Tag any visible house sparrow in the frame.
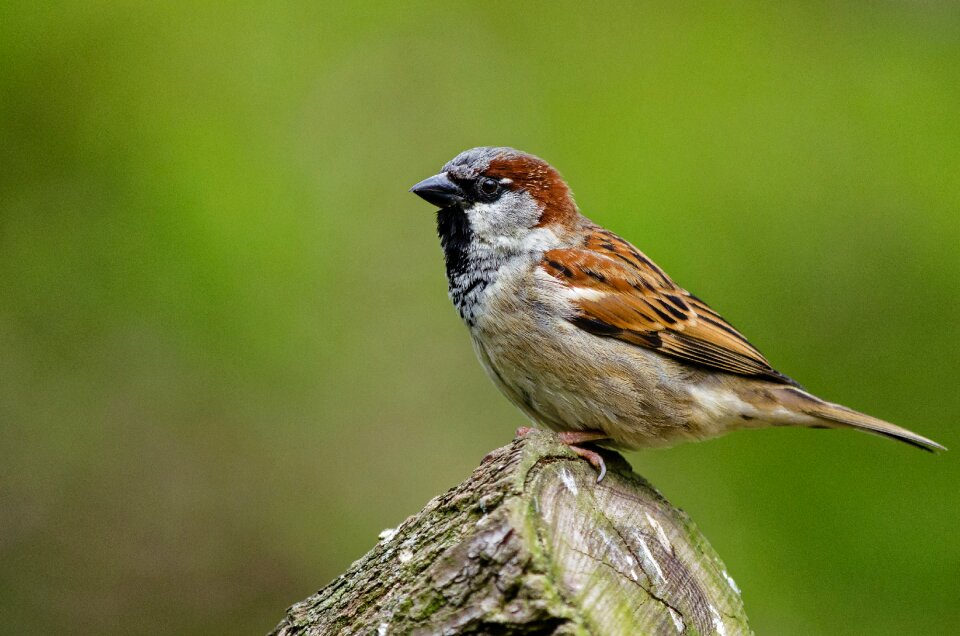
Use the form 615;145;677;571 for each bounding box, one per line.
410;147;944;480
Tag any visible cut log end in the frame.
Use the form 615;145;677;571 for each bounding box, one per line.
269;430;751;635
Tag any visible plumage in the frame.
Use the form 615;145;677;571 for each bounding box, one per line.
410;146;945;470
541;236;799;386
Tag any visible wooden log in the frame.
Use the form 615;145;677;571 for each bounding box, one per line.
269;430;750;635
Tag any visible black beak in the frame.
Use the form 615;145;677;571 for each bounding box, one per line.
409;173;465;208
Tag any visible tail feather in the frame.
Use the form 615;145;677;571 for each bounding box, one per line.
776;387;946;452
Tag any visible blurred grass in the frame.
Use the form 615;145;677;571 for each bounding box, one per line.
1;1;958;634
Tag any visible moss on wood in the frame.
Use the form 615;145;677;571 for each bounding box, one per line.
269;431;750;635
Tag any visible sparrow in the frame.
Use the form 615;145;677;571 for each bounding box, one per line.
410;147;944;480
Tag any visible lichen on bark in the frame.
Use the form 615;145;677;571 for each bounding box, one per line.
269;430;750;635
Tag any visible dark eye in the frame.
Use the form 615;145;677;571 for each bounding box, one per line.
477;177;500;198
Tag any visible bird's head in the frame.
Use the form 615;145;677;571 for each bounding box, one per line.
410;147;579;246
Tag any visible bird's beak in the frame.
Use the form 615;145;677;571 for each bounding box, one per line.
409;173;465;208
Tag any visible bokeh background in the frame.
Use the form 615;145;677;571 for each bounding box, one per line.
2;2;959;634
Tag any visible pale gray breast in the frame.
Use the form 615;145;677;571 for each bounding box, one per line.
468;269;705;448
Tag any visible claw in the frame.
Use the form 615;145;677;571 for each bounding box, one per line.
513;428;610;482
569;444;608;482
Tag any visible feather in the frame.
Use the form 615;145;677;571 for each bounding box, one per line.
541;227;799;386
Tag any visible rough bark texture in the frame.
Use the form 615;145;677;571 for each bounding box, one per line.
270;431;750;636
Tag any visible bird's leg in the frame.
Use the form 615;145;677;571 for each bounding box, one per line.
556;431;608;445
558;431;610;482
515;428;610;482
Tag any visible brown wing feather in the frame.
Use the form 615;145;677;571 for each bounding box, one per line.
542;229;798;386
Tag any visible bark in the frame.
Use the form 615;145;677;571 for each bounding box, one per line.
269;430;750;636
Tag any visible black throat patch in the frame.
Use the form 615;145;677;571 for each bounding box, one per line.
436;206;472;283
435;206;494;327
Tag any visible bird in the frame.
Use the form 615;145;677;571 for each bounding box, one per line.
409;147;944;480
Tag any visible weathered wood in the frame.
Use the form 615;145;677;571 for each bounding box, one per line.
270;430;750;635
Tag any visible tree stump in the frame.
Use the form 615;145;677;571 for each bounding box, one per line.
269;430;750;635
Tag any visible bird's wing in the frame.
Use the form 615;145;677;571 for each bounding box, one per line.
541;228;798;386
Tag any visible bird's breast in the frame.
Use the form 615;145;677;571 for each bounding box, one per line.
446;243;540;328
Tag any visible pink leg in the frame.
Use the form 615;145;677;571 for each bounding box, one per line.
557;430;608;445
516;427;610;482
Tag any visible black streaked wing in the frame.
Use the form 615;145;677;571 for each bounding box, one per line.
541;230;798;386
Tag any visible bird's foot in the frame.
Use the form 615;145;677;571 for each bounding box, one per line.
567;444;608;483
559;431;609;482
515;428;609;482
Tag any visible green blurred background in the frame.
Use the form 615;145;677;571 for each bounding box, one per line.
1;2;958;634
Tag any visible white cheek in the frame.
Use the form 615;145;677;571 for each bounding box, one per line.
465;190;541;243
466;194;561;262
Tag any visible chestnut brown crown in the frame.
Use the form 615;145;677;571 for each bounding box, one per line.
430;147;578;226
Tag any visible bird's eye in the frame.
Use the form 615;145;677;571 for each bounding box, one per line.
477;177;500;198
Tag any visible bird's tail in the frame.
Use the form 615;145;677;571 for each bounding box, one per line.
773;386;945;452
